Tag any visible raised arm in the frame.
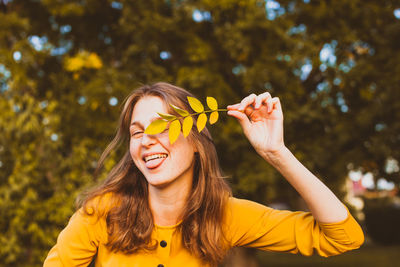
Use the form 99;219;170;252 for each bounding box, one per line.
227;92;347;223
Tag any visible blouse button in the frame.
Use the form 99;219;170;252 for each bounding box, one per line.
157;264;164;267
160;240;167;247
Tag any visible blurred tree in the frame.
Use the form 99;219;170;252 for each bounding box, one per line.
0;0;399;266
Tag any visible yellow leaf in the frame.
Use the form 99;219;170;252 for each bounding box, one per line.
65;57;85;72
206;96;218;110
168;120;181;144
187;97;204;113
86;53;103;69
182;116;193;137
197;113;207;132
144;119;168;135
157;112;176;121
209;111;219;124
170;104;189;116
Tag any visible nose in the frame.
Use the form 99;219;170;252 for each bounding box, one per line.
141;133;157;147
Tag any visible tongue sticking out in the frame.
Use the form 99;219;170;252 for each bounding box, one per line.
145;157;167;169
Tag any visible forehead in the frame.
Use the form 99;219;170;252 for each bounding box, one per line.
130;96;167;124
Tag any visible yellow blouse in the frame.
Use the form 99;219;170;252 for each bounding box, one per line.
43;197;364;267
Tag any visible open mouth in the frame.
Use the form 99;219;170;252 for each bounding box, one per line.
143;153;168;169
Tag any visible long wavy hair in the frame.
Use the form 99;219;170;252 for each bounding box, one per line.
77;82;232;265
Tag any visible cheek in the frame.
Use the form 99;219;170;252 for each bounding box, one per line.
129;139;140;161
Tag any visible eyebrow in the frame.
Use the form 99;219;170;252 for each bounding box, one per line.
130;116;161;128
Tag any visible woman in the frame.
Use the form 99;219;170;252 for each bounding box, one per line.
44;82;364;267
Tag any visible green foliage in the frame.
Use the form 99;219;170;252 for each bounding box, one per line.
0;0;399;266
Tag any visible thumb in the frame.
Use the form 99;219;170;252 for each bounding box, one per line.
227;110;251;131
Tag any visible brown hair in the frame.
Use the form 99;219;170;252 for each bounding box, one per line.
77;82;232;265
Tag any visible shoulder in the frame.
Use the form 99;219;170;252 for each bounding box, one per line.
223;197;274;232
225;197;273;216
81;192;119;218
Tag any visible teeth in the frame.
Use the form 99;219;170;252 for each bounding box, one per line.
144;154;167;162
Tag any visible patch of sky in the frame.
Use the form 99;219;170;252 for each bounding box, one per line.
0;83;8;92
336;92;348;112
51;47;68;56
60;25;72;34
50;39;73;56
78;96;87;105
316;81;330;92
51;133;58;141
0;64;10;92
40;100;48;109
276;54;291;62
394;8;400;19
338;63;351;73
333;77;341;86
13;51;22;62
192;9;212;22
319;41;337;66
319;63;327;72
232;64;246;75
0;64;11;79
265;0;285;20
303;0;310;3
13;104;20;112
375;123;386;132
109;97;118;106
28;35;49;51
284;55;291;62
288;24;306;35
111;1;123;9
160;51;171;60
300;60;312;80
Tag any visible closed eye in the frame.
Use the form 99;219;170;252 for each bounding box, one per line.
131;131;143;138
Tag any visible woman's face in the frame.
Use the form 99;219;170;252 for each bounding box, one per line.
129;96;197;189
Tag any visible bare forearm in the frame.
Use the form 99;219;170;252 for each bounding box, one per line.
262;147;348;223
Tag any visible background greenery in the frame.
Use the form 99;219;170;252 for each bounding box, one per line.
1;0;399;266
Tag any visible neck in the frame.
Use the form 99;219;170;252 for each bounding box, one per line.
148;175;193;227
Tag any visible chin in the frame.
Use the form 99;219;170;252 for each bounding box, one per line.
146;176;173;189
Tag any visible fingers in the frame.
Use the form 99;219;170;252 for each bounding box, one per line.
255;92;272;109
239;93;257;111
227;109;251;130
228;92;275;113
